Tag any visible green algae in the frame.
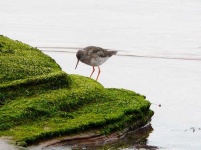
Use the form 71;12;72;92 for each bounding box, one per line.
0;35;61;84
0;35;154;146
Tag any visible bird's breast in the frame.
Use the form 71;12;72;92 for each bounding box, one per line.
89;57;109;66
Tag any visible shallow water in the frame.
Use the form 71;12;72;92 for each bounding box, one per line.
1;0;201;149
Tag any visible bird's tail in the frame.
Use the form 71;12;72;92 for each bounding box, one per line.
108;50;117;56
113;51;117;55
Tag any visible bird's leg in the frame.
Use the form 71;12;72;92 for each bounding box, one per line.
90;66;95;77
96;66;101;81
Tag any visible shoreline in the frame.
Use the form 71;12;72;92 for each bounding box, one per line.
0;122;154;150
29;122;154;150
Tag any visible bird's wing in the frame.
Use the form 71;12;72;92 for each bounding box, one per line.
85;46;117;58
88;47;107;58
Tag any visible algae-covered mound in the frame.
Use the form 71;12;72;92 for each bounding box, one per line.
0;35;154;147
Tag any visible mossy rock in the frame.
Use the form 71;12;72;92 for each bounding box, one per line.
0;35;61;84
0;35;154;147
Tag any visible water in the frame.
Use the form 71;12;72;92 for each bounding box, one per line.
1;0;201;149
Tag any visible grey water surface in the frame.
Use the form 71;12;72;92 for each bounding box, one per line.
1;0;201;149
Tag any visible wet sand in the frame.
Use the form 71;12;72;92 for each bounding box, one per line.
0;138;18;150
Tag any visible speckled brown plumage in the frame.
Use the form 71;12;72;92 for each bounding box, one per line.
75;46;117;81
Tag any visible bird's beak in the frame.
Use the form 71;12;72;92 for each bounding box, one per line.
75;59;79;69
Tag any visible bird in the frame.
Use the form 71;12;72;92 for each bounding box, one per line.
75;46;117;81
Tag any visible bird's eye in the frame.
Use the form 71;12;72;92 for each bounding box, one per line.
78;53;84;59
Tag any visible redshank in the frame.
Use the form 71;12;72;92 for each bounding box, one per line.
75;46;117;81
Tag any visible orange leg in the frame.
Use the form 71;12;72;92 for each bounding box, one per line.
90;66;95;77
96;66;101;81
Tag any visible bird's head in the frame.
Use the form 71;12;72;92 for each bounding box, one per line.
75;50;84;69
